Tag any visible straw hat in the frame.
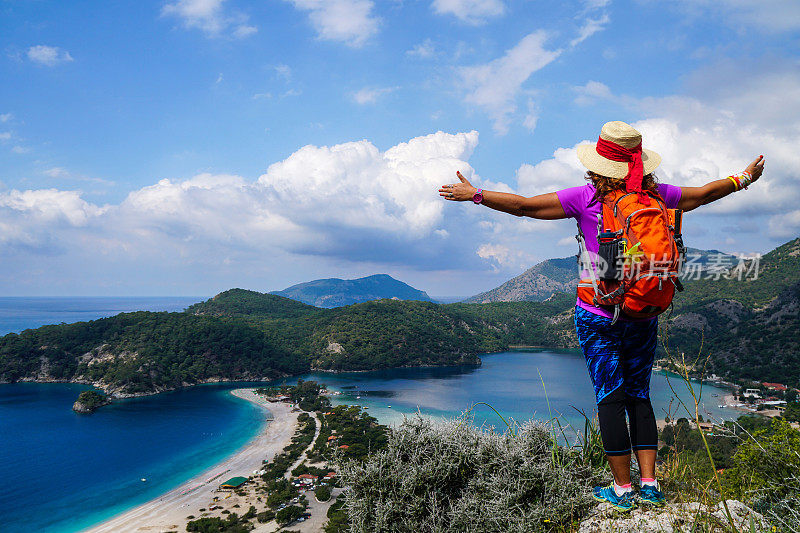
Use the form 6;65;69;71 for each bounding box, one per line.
576;121;661;179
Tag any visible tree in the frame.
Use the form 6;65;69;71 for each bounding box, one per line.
316;484;332;502
661;424;675;447
275;505;304;525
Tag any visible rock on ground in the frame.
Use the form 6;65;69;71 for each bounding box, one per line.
579;499;767;533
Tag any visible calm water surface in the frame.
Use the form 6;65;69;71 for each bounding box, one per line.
0;296;204;335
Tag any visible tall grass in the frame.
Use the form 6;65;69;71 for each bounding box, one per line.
659;325;738;530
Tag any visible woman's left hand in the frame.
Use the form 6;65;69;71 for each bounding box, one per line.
439;171;477;201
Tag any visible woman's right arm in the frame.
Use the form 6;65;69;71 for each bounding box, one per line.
439;171;567;220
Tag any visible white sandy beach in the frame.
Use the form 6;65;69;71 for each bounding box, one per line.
84;389;299;533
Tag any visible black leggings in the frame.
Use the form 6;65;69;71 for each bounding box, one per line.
597;386;658;456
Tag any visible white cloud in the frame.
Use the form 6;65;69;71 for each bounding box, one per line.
43;166;113;185
432;0;506;25
161;0;256;39
352;86;397;104
0;132;11;141
274;64;292;81
517;62;800;246
0;189;106;251
287;0;380;47
257;130;480;243
457;31;561;135
476;243;533;269
27;45;73;67
516;145;587;196
573;80;613;106
44;167;70;178
11;146;30;154
406;39;436;59
232;24;257;38
522;99;538;133
671;0;800;33
570;13;610;47
0;113;12;123
0;132;493;269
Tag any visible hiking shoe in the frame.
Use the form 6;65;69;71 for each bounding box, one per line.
638;484;666;506
592;484;636;512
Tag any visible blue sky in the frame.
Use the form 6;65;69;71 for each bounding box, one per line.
1;0;799;297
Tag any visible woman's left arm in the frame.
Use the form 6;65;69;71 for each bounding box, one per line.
677;155;765;212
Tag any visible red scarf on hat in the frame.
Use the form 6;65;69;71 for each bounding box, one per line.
595;137;650;204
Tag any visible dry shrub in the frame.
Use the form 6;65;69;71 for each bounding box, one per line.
337;414;595;532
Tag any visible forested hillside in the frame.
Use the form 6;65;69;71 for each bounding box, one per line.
0;290;574;397
666;237;800;385
2;237;796;398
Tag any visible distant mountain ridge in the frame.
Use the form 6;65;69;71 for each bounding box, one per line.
270;274;432;308
464;248;737;304
464;257;577;303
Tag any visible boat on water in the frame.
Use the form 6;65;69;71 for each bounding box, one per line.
387;405;392;408
140;478;147;482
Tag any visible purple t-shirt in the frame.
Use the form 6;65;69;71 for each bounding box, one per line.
556;183;682;319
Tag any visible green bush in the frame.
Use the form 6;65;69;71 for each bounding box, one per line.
316;484;332;502
336;414;595;532
275;505;304;525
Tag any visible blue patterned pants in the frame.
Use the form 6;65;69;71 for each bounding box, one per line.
574;306;659;455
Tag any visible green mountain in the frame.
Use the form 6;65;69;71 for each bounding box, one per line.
464;248;736;304
0;289;574;397
270;273;433;308
666;237;800;384
1;239;795;399
464;237;800;386
464;257;577;303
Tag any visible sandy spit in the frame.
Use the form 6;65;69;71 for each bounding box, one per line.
83;389;298;533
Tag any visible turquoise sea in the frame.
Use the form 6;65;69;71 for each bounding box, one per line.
0;298;735;532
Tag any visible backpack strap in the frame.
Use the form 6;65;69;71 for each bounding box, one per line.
576;222;600;300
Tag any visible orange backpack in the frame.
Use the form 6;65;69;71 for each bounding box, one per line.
576;190;686;322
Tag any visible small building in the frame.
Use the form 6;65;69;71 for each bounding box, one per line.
698;422;713;432
763;382;788;392
743;388;761;399
324;472;336;480
327;435;339;442
338;444;349;450
298;473;317;481
219;476;248;490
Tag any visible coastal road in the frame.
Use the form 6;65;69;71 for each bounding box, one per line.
84;390;299;533
285;411;321;479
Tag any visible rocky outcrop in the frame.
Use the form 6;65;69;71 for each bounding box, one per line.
579;500;767;533
72;390;111;414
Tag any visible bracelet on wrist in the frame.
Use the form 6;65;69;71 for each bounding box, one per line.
727;170;753;191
